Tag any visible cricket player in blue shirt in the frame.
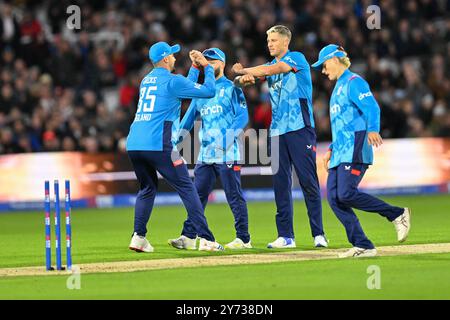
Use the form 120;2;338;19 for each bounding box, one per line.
168;48;251;250
312;44;411;258
233;25;327;249
126;41;224;252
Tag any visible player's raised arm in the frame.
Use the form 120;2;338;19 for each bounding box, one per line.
186;50;202;82
233;25;310;88
232;61;292;78
177;100;199;144
169;51;216;99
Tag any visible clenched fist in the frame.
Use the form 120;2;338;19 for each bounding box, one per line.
239;74;255;85
232;63;245;74
189;50;209;67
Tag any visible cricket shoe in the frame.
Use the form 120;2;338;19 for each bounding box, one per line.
168;235;197;250
198;238;224;251
338;247;377;258
129;232;154;253
393;208;411;242
314;235;328;248
267;237;296;249
225;238;252;249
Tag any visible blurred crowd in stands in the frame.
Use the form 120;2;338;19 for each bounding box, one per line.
0;0;449;154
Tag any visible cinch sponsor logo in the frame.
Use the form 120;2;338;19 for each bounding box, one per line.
359;91;373;100
201;105;223;116
330;104;341;114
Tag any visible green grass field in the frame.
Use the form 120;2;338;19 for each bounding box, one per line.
0;194;449;299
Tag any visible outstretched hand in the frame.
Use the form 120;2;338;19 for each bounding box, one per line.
367;132;383;148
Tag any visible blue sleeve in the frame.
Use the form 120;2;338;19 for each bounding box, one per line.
168;65;216;99
186;65;201;82
280;52;307;73
180;100;199;132
348;77;380;133
224;87;249;150
230;87;248;131
177;100;199;144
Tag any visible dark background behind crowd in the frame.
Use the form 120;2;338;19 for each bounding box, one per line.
0;0;449;155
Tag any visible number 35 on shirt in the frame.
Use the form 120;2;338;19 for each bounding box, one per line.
135;86;157;122
137;86;157;113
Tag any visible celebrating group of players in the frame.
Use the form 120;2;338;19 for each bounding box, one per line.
126;25;411;258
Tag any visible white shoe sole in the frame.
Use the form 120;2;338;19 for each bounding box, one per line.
354;251;377;258
225;244;252;249
267;244;296;249
168;240;196;250
338;249;377;258
198;247;224;252
129;246;153;253
398;208;411;243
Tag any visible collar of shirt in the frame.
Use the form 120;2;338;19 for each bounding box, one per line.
216;75;228;85
151;67;171;75
336;68;352;84
270;50;291;64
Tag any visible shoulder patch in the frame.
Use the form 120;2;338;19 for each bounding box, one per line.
283;56;297;66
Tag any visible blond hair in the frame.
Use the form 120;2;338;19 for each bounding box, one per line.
266;25;292;41
338;56;351;68
336;47;351;68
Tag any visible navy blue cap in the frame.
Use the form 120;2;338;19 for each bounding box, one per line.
202;48;226;63
149;42;180;64
311;44;347;68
